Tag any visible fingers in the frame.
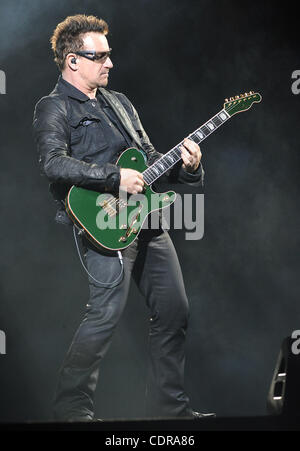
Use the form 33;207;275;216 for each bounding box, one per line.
180;138;202;171
133;171;144;192
182;138;202;159
136;172;144;182
120;168;145;194
180;146;192;165
132;175;144;194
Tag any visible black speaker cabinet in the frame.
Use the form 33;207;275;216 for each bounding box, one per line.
267;336;300;417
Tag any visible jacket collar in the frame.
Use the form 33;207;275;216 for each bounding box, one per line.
55;75;142;148
57;75;91;102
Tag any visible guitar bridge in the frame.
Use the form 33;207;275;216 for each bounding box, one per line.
99;196;128;217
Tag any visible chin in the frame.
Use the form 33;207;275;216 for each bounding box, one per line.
97;79;108;88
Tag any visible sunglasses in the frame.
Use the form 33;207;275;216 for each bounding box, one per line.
74;49;112;62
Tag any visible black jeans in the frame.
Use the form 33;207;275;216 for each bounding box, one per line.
53;228;191;420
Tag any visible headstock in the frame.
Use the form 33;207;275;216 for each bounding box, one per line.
224;91;262;116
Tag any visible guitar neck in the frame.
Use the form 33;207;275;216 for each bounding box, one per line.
143;108;230;185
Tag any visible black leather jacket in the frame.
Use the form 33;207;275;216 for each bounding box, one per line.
33;76;204;224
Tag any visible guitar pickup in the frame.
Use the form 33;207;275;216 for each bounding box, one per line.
99;199;117;217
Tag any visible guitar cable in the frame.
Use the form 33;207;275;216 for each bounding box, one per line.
73;225;124;288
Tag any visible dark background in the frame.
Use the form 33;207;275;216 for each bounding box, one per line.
0;0;299;422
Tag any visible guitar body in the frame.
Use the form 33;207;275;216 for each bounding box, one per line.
66;147;176;251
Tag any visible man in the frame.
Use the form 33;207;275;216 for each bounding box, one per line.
33;14;214;421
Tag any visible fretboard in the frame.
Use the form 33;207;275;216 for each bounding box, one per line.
143;108;230;185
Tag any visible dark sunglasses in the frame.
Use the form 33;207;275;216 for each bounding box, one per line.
74;49;112;62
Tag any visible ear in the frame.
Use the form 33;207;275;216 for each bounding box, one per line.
66;53;78;70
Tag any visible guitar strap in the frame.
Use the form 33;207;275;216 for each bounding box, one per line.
98;87;143;150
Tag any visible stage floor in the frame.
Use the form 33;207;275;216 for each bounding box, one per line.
0;414;299;431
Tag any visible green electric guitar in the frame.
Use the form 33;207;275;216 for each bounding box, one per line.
66;91;262;251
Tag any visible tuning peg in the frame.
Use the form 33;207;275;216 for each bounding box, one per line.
235;95;240;99
225;98;229;102
249;90;254;95
230;97;234;101
244;92;249;96
240;94;244;97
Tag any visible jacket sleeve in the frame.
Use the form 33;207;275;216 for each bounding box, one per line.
32;96;121;193
117;93;205;188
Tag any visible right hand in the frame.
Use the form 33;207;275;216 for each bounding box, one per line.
120;168;144;194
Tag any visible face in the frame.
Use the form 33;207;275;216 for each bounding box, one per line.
75;32;113;89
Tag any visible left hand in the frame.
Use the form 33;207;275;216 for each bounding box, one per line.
180;138;202;173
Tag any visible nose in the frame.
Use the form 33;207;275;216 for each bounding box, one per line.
104;57;113;69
